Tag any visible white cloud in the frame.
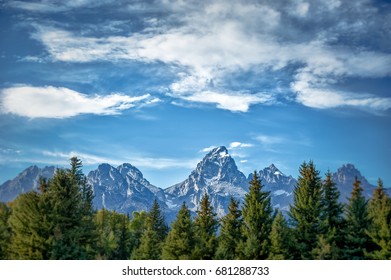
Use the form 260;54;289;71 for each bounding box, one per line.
229;142;253;149
180;91;274;112
28;0;391;113
255;135;285;145
200;146;217;153
42;150;198;169
0;86;152;118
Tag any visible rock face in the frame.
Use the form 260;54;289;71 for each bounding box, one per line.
164;146;249;217
0;165;55;202
87;163;167;214
332;163;377;202
251;164;297;212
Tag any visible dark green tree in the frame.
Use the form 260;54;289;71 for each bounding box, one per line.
215;197;244;260
162;202;195;260
343;177;373;259
367;179;391;259
132;199;168;260
48;158;96;259
193;193;219;259
268;211;294;260
313;172;345;259
241;171;273;259
289;161;323;259
0;202;12;259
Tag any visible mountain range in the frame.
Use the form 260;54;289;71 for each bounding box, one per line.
0;146;387;222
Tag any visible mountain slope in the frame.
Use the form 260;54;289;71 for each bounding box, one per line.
0;165;55;202
164;146;249;217
250;164;297;211
87;163;166;214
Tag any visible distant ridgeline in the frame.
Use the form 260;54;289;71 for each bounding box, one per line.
0;147;390;260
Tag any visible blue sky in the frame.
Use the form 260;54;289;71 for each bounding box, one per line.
0;0;390;188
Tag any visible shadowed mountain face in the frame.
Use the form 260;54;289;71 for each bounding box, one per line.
0;165;55;202
1;148;387;222
332;163;377;202
87;163;167;214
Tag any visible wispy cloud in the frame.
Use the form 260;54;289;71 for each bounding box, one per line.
228;142;253;149
23;0;391;112
0;86;154;119
41;150;198;169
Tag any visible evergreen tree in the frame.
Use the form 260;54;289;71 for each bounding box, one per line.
132;199;168;260
0;202;12;259
367;179;391;259
215;197;244;260
48;158;96;259
128;211;148;256
343;177;373;259
193;193;219;259
162;202;195;260
95;209;132;260
268;211;293;260
241;171;273;259
289;161;323;259
314;172;345;259
9;191;52;259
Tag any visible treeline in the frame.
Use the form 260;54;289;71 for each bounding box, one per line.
0;158;390;260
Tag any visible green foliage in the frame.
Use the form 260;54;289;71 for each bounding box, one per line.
132;199;168;260
215;197;243;260
268;211;293;260
241;171;273;259
128;211;147;254
9;157;97;259
0;202;12;259
313;172;345;259
9;192;52;259
343;178;373;259
95;209;132;259
162;202;195;260
366;179;391;259
289;161;323;259
193;193;219;259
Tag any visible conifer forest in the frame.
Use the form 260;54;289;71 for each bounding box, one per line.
0;158;390;260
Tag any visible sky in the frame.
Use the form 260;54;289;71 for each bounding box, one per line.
0;0;390;189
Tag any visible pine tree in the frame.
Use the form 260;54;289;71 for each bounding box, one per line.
162;202;195;260
132;199;168;260
215;197;244;260
367;179;391;259
289;161;323;259
9;158;97;260
95;209;132;260
128;211;148;256
343;177;373;259
48;158;96;259
0;202;11;259
9;191;52;259
314;172;345;259
241;171;273;259
268;211;293;260
193;193;219;259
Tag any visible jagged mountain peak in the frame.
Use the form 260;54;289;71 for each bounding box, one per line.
205;146;229;158
117;163;144;181
164;146;248;217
